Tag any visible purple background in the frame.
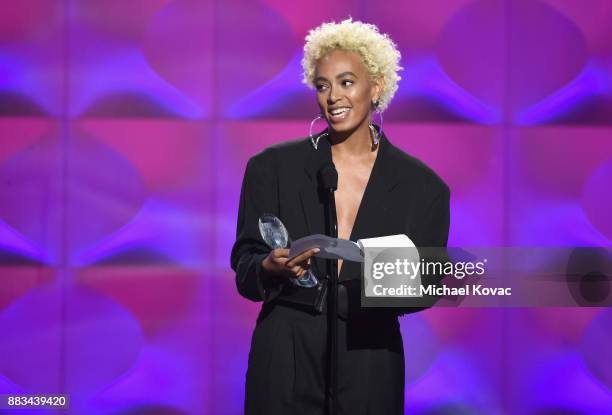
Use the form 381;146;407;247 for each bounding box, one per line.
0;0;611;414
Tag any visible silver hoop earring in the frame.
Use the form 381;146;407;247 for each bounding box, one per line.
309;115;329;150
369;110;384;146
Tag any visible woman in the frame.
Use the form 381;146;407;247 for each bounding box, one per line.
231;18;450;415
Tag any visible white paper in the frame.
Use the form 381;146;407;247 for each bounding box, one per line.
358;234;421;279
288;234;417;263
357;234;416;250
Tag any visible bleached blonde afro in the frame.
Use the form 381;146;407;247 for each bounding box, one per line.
302;18;403;112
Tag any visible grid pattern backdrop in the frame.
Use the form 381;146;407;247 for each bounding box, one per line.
0;0;611;414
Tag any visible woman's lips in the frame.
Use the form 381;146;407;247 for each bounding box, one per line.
328;107;351;122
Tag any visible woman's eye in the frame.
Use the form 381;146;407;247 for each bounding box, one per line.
341;79;354;87
316;84;328;91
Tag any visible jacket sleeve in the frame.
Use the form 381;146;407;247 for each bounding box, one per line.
396;183;451;316
230;152;287;303
415;183;451;247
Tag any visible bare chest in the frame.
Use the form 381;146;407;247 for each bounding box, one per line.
334;161;374;241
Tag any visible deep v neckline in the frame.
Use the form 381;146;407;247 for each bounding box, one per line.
334;142;383;278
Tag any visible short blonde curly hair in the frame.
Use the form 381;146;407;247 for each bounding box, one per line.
301;18;403;112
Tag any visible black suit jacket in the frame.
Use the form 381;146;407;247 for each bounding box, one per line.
230;131;450;316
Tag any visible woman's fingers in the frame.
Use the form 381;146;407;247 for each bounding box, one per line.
271;248;290;259
289;265;302;275
269;249;290;267
263;248;319;279
286;248;320;268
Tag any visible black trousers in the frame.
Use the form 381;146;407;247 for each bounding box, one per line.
244;302;405;415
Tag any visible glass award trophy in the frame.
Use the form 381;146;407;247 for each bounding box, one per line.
258;214;319;288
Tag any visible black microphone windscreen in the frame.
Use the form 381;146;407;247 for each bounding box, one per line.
318;162;338;191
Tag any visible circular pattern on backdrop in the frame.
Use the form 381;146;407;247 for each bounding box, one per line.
580;308;612;390
437;0;588;112
401;315;441;385
0;281;143;395
581;160;612;240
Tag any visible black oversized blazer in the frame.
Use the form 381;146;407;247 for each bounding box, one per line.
230;131;450;315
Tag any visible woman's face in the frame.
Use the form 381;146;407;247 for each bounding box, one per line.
314;49;381;135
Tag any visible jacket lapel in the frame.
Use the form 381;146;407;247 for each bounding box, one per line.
298;133;333;237
346;131;400;242
298;131;402;282
339;132;401;281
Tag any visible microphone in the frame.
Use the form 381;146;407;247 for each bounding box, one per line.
318;162;338;191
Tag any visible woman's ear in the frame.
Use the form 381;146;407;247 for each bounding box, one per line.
371;76;384;107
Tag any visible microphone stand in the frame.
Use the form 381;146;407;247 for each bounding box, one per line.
319;161;338;415
325;185;339;415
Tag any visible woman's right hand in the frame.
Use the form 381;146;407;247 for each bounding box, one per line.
261;248;320;279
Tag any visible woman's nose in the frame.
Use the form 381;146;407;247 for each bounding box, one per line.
328;88;340;103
